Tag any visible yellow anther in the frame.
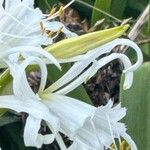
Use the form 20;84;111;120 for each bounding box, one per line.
40;22;46;35
120;140;126;150
126;146;131;150
59;6;64;16
47;31;55;38
49;7;57;17
120;144;124;150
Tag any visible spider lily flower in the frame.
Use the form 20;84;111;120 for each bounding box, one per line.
0;52;137;149
0;56;66;149
0;0;76;60
44;38;143;95
67;100;137;150
0;46;61;69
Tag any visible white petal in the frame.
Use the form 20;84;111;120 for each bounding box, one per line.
54;53;133;95
69;139;97;150
0;95;59;126
24;116;42;147
43;21;77;38
5;0;21;11
45;38;140;93
9;56;47;97
42;94;95;137
24;115;55;148
1;46;61;69
23;0;34;7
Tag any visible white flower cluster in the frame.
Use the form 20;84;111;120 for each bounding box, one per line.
0;0;143;150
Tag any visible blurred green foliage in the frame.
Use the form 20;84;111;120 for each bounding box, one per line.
120;62;150;150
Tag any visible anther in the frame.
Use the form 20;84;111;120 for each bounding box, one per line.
59;6;64;16
120;140;125;150
40;22;46;35
49;7;57;17
47;31;55;38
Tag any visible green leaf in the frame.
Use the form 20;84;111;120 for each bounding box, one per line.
37;0;59;12
0;70;13;116
0;69;12;95
111;0;127;19
0;122;27;150
91;0;112;25
0;113;20;127
120;62;150;150
47;64;92;104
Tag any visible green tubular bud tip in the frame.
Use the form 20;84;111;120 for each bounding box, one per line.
45;24;129;58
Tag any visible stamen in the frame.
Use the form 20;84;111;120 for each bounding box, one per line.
48;7;57;17
106;115;118;150
90;118;103;147
40;22;46;35
43;0;75;21
119;140;125;150
63;0;76;10
47;31;55;38
110;143;115;150
114;124;121;145
50;27;63;39
59;6;64;16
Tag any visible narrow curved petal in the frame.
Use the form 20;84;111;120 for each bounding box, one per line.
44;38;142;93
43;21;77;38
42;94;95;137
54;53;133;95
24;115;55;148
0;95;60;146
1;46;61;69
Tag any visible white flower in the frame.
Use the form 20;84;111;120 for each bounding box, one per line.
68;101;137;150
42;94;137;150
0;51;137;149
0;56;67;148
0;0;143;73
44;38;143;94
0;0;76;67
0;0;48;49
